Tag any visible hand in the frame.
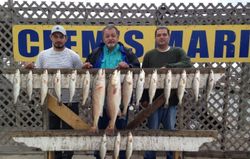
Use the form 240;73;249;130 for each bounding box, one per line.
23;62;35;69
117;61;129;69
82;62;93;69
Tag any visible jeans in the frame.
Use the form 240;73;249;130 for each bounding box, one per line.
94;108;128;159
49;102;79;159
144;105;177;159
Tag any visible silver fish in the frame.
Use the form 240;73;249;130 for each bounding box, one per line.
91;69;106;132
82;70;90;106
40;70;48;105
54;70;61;103
69;70;77;103
164;70;172;107
106;70;121;134
177;70;187;105
148;70;158;105
113;132;121;159
206;70;214;101
126;132;133;159
13;69;20;104
192;70;200;102
99;134;107;159
26;70;33;101
121;71;133;116
135;69;145;106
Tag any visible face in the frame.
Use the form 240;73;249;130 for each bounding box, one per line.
50;32;67;50
103;28;119;50
155;28;170;48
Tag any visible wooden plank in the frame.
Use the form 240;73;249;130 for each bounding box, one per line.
12;130;218;138
47;93;90;130
12;130;217;152
126;94;165;129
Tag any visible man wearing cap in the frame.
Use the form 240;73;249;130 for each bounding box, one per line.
25;25;83;159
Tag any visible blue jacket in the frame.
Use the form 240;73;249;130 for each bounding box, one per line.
86;42;140;68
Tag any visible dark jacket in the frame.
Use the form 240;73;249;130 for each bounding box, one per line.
86;42;140;68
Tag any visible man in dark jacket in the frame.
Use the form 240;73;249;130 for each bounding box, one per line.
142;26;191;159
83;24;140;159
83;25;140;69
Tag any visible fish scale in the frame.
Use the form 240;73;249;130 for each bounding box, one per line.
13;69;20;104
164;70;172;107
122;71;133;116
177;70;187;105
40;70;48;105
106;70;121;132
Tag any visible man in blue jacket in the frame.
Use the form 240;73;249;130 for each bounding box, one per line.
83;24;140;69
83;24;140;159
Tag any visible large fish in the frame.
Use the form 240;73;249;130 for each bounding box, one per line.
90;69;106;133
26;70;33;101
177;70;187;105
40;70;48;105
164;69;172;107
148;70;158;105
192;70;200;102
106;70;121;134
206;70;214;101
113;132;121;159
99;134;107;159
82;70;90;106
135;69;145;107
126;132;133;159
13;69;20;104
121;70;133;116
69;70;77;103
54;70;61;103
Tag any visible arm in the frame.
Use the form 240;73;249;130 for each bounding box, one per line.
73;53;83;69
125;49;140;68
142;52;149;68
35;53;43;68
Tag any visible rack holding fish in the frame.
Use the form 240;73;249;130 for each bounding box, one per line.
3;68;225;105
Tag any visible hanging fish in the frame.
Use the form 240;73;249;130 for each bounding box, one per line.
54;70;61;103
26;70;33;101
192;70;200;102
177;70;187;105
164;69;172;107
135;69;145;107
121;70;133;116
126;132;133;159
206;70;214;101
113;132;121;159
99;134;107;159
13;69;20;104
148;70;158;105
106;70;121;135
90;69;106;133
69;70;77;103
40;70;48;105
82;70;90;106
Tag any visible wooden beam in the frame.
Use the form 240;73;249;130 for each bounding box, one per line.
47;93;90;130
126;94;165;129
12;130;217;152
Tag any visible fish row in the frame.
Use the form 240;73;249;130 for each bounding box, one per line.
100;132;133;159
12;69;215;107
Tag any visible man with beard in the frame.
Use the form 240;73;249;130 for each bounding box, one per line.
25;25;83;159
142;26;191;159
83;24;140;159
